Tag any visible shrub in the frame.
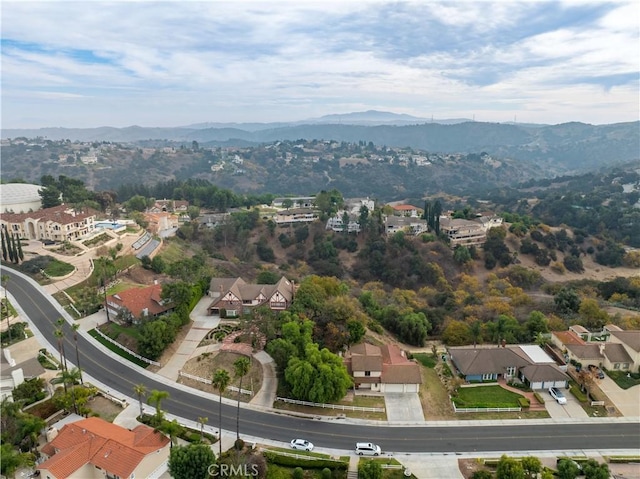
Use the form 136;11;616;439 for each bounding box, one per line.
321;468;332;479
517;397;530;408
263;451;347;470
533;392;544;404
292;467;304;479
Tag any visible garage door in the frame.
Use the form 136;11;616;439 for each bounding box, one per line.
383;384;405;393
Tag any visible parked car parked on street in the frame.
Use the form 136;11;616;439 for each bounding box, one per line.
355;442;382;456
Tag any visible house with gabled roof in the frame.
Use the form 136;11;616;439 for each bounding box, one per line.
37;417;170;479
0;204;96;242
105;283;172;324
448;344;569;390
552;325;639;372
207;276;294;317
344;343;422;393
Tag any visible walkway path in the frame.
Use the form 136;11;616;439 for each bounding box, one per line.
249;351;277;409
497;378;546;411
156;297;220;380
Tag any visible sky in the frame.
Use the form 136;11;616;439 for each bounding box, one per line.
1;0;639;129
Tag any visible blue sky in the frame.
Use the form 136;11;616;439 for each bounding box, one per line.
1;1;638;128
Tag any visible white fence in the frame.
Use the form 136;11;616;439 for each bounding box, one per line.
178;371;253;396
263;448;346;464
276;396;385;412
590;400;605;406
452;402;521;413
92;327;161;366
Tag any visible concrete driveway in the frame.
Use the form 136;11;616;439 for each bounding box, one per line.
544;389;588;419
598;375;640;417
384;393;425;422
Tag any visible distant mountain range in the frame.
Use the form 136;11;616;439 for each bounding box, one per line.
3;111;638;173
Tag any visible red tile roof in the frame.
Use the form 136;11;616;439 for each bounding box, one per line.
107;283;171;318
391;204;419;211
38;417;169;478
0;204;96;225
553;330;586;346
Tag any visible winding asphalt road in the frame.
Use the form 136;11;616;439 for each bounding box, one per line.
4;267;639;454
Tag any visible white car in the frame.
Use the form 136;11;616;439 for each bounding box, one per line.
290;439;314;451
355;442;382;456
549;387;567;405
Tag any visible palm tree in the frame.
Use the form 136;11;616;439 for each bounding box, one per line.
71;323;83;384
53;328;67;385
148;389;169;425
212;368;230;457
52;367;82;413
197;416;208;442
56;318;68;371
233;357;250;441
133;383;147;417
159;419;183;449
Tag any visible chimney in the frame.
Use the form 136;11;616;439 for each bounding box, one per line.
599;343;605;355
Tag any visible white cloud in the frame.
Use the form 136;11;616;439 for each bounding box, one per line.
1;0;638;128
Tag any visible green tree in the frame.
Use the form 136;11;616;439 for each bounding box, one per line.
358;460;383;479
168;444;215;479
39;185;63;208
557;458;581;479
521;456;542;479
133;383;147;417
159;419;184;449
138;320;169;360
582;459;609;479
212;368;231;457
71;323;83;384
554;288;581;314
0;443;33;477
525;311;548;341
496;454;525;479
197;416;208;442
126;194;148;212
233;356;251;441
148;389;170;425
453;245;473;264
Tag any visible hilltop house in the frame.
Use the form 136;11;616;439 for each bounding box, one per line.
439;215;503;248
207;276;294;317
37;417;170;479
384;215;429;236
448;344;569;390
0;204;96;242
344;343;422;393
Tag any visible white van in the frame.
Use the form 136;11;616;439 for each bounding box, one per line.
355;442;382;456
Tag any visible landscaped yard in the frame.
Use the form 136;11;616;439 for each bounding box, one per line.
607;370;640;389
452;385;523;408
274;393;387;421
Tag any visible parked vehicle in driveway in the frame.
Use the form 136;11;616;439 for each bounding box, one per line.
549;387;567;405
355;442;382;456
290;438;314;451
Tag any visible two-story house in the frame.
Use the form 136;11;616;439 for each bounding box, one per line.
207;276;295;317
0;204;96;242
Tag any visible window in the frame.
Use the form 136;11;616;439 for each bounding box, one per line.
482;373;493;380
622;363;629;370
506;366;516;376
614;363;620;370
364;371;371;377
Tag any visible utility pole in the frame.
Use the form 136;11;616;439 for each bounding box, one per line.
102;259;111;322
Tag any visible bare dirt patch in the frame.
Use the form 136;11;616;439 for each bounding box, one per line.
179;351;263;401
459;458;490;479
88;395;125;422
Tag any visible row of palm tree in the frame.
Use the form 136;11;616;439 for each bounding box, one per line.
53;317;84;414
133;355;252;457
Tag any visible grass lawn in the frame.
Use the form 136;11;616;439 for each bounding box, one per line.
158;238;191;264
274;394;387;421
100;321;142;341
413;353;437;368
266;447;332;459
453;385;522;408
44;258;75;277
607;370;640;389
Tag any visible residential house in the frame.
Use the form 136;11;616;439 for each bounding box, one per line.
344;343;422;393
552;326;639;372
384;215;429;236
273;207;318;226
141;212;179;235
272;196;315;209
207;276;294;317
1;349;45;401
391;204;421;217
344;197;375;215
105;283;172;324
326;212;361;233
439;215;503;248
37;417;170;479
0;204;96;242
148;199;189;213
448;344;569;390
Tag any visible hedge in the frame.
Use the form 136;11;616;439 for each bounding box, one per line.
517;397;530;408
264;451;347;470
